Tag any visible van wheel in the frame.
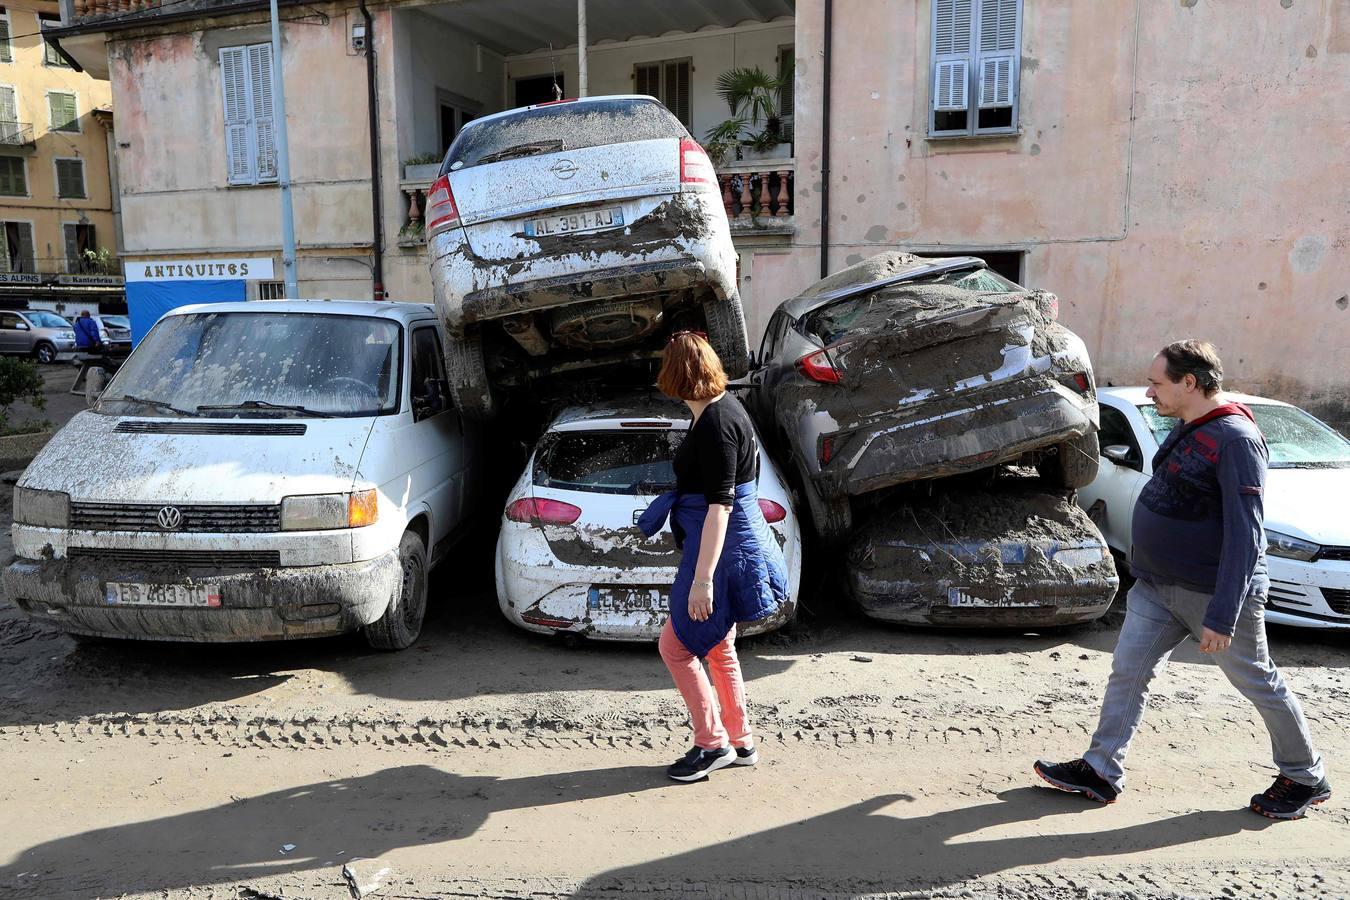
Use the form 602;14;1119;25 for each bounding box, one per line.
444;332;497;419
703;295;750;379
797;461;852;543
33;342;56;365
1038;429;1101;489
366;530;428;651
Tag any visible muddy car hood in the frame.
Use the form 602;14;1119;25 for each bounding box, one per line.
1264;467;1350;546
20;411;372;504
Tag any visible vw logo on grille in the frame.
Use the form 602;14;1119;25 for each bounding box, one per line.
549;159;579;180
157;506;184;530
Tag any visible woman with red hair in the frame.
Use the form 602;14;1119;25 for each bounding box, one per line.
638;330;790;782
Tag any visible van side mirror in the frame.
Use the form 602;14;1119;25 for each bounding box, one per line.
85;366;108;407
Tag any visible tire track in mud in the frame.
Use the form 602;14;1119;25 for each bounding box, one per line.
0;705;1229;756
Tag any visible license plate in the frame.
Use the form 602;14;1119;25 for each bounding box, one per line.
105;582;221;608
947;587;1039;609
524;206;624;237
587;586;667;614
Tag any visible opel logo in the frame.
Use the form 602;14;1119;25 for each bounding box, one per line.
157;506;184;530
549;159;579;180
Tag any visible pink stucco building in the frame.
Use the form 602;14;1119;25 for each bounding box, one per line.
48;0;1350;425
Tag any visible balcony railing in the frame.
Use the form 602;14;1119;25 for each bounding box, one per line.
71;0;161;18
0;121;35;148
0;255;125;286
717;159;795;232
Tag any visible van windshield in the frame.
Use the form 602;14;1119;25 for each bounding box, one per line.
98;312;401;418
444;99;687;172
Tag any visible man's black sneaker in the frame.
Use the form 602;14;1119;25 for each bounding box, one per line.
733;745;758;766
1250;775;1332;820
1034;758;1119;804
666;746;734;782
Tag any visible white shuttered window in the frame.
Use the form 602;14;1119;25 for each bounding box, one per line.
930;0;1021;136
221;43;278;185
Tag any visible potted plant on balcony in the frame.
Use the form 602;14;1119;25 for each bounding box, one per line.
706;64;793;163
403;153;442;182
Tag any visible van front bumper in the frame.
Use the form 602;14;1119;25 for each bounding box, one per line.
3;551;400;642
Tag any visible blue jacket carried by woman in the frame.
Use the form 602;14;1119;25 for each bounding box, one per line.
638;481;789;658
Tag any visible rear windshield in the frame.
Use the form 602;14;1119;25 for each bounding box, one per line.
799;267;1016;345
533;429;681;494
26;311;70;329
444;99;686;172
1139;403;1350;468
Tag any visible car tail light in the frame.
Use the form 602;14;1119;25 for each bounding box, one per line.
521;612;577;628
679;137;716;188
819;436;835;466
425;175;460;236
758;499;787;523
505;498;582;525
1072;371;1092;393
534;97;578;107
1037;292;1060;321
796;349;841;384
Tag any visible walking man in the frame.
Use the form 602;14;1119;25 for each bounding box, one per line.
1035;340;1330;819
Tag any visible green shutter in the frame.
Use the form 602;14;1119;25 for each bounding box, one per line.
0;18;12;64
50;92;78;132
0;157;23;195
56;159;84;198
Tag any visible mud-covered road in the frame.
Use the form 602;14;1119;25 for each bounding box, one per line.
2;522;1349;899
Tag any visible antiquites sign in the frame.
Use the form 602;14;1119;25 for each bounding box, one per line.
124;258;276;282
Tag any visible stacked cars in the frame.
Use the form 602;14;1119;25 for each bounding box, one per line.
745;252;1118;627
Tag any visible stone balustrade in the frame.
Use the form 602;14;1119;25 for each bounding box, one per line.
716;158;795;225
72;0;161;17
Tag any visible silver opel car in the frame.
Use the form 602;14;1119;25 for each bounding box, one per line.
425;95;748;418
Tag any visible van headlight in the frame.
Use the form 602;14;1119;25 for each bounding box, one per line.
281;490;379;530
1265;530;1318;562
14;487;70;528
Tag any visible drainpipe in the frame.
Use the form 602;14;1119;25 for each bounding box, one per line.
359;0;385;300
819;0;833;279
577;0;588;97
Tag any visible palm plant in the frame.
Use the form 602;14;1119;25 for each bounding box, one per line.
715;65;791;142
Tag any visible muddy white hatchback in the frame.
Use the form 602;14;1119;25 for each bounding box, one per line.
426;96;749;417
4;300;480;649
496;395;800;641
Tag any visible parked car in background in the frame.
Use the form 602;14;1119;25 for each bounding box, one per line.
496;394;801;642
4;300;481;650
1078;387;1350;630
847;476;1118;627
0;310;76;363
746;252;1100;540
426;95;748;418
91;314;133;352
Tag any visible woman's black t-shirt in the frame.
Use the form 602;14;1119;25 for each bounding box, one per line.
673;395;759;506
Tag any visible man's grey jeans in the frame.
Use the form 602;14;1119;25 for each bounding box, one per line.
1084;577;1325;792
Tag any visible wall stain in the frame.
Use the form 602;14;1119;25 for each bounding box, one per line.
856;193;866;204
1030;144;1041;156
1280;0;1293;8
1306;45;1318;58
845;253;864;266
1336;295;1348;311
865;225;888;241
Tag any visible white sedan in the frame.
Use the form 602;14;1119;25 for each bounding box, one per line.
496;394;802;641
1078;387;1350;630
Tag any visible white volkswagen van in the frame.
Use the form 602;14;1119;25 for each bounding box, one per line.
4;300;480;649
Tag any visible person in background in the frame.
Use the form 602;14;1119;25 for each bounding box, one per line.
1034;340;1329;820
73;310;103;353
637;331;790;782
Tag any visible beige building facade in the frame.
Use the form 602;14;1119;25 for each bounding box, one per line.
0;0;120;315
48;0;1350;425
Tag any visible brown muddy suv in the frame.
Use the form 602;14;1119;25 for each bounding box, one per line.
745;253;1100;540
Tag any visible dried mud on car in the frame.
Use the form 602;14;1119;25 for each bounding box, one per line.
847;481;1119;627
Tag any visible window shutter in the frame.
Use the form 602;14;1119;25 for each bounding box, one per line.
0;18;11;64
220;47;254;185
778;46;795;139
665;60;690;127
934;0;973;55
15;221;33;272
934;60;968;110
0;86;17;142
248;44;278;182
49;93;77;132
976;0;1019;110
63;224;79;270
634;63;658;98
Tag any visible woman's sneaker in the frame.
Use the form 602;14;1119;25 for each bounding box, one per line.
1033;758;1119;804
666;746;734;782
1250;775;1332;820
733;745;758;766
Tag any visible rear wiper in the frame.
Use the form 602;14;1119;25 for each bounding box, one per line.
476;140;565;164
107;394;199;417
196;400;338;418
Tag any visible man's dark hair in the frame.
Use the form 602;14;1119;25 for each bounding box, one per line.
1159;340;1223;396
